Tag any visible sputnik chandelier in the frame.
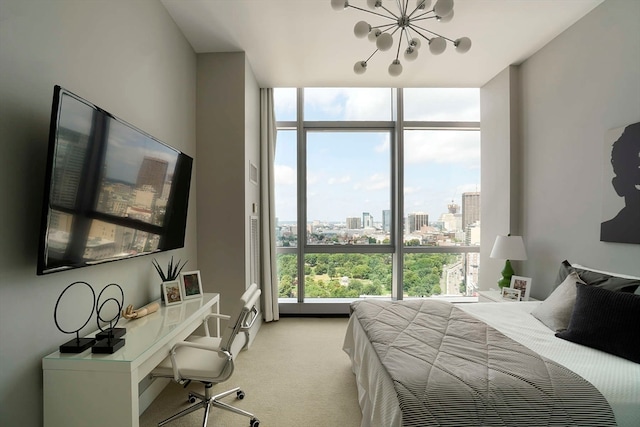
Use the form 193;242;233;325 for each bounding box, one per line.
330;0;471;77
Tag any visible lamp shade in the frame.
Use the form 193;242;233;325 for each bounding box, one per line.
490;235;527;261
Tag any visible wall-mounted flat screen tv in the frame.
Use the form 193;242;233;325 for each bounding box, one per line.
37;86;193;275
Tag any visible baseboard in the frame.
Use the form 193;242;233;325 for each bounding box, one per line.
139;377;170;416
280;313;350;318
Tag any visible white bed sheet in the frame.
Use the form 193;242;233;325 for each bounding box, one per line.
343;313;402;427
344;301;640;427
459;301;640;427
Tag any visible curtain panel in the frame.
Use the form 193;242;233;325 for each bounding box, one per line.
260;88;279;322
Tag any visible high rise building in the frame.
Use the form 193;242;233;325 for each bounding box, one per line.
136;157;168;196
362;212;373;228
382;209;391;232
408;212;429;233
346;217;361;229
461;192;480;230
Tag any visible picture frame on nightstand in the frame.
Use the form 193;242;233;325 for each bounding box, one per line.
501;287;521;301
510;275;532;301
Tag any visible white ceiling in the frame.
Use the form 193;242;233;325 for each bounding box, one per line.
160;0;603;88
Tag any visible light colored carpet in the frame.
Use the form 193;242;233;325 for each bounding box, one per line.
140;317;362;427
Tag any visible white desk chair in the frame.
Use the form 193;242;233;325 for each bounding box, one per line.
151;284;261;427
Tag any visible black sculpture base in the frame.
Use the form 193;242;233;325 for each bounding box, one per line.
92;338;125;354
95;327;126;340
60;337;96;353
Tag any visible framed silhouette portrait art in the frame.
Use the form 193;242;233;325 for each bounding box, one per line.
600;122;640;244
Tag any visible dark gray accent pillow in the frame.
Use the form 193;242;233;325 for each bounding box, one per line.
556;260;640;293
556;284;640;364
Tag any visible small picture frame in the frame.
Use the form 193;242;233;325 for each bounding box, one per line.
162;280;183;305
501;287;521;301
510;275;532;301
180;271;203;300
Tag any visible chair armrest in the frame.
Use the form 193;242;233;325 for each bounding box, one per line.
240;306;259;332
203;313;231;337
205;313;231;321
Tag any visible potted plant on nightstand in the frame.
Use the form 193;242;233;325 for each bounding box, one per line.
153;257;188;303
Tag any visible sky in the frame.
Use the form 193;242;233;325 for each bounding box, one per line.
273;87;480;223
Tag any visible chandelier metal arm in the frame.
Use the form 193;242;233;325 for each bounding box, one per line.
364;49;379;63
394;27;405;60
411;13;438;22
380;4;400;20
347;5;397;22
371;23;399;33
411;8;438;21
408;6;432;20
409;24;455;43
397;0;407;16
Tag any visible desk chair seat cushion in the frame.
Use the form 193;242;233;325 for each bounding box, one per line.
153;333;248;383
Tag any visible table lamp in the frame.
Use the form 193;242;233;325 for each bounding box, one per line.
490;235;527;288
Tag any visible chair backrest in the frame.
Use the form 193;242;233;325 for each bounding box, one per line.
219;284;261;354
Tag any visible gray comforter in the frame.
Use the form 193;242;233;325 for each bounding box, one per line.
351;298;616;427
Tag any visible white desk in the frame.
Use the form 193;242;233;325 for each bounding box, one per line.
43;293;219;427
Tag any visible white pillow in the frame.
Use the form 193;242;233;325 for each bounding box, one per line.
531;272;586;332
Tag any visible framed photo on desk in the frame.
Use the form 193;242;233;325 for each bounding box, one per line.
162;280;183;305
180;270;203;299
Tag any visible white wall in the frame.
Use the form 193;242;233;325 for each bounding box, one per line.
196;52;261;312
0;1;197;425
518;0;640;298
479;66;522;290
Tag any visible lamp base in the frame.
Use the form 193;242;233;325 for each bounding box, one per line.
497;259;515;288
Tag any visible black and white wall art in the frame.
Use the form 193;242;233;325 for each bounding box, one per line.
600;121;640;244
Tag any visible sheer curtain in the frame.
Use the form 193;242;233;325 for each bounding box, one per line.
260;88;279;322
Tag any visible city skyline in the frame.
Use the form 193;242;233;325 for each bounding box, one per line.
273;87;480;223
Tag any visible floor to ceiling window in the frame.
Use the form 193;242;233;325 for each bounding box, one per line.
274;88;480;312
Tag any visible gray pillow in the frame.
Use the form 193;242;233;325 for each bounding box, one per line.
532;271;585;332
556;260;640;293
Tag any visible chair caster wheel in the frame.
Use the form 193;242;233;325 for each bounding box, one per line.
250;418;260;427
187;393;196;404
237;390;245;400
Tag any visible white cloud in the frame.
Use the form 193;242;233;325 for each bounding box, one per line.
404;186;422;194
274;164;295;185
328;175;351;184
344;89;393;121
456;183;481;194
375;138;390;153
273;88;297;119
404;88;480;121
354;173;389;191
404;131;480;164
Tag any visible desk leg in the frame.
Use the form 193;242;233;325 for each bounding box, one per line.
215;299;220;337
44;369;138;427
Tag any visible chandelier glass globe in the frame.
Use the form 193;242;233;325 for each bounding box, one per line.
388;60;403;77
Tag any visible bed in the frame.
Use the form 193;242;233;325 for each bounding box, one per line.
343;262;640;427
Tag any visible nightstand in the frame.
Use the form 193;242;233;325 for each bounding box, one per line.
477;290;538;302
